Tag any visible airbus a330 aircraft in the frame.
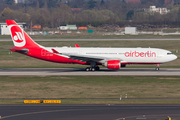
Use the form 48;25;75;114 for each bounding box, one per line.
6;20;177;71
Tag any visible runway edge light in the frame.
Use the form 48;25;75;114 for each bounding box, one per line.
43;100;61;103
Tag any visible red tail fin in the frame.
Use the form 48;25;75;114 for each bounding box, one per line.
6;20;40;48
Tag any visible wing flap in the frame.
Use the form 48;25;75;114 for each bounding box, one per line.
63;53;104;62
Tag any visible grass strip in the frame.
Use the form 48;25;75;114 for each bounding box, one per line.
0;76;180;104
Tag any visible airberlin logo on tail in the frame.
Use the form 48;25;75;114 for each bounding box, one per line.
10;25;26;47
13;32;24;43
125;51;156;57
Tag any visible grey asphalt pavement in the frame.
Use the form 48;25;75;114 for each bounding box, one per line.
0;68;180;76
0;104;180;120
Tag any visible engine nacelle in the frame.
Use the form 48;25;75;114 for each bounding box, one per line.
103;60;121;69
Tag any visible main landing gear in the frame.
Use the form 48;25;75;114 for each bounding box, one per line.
155;64;160;71
85;66;100;71
85;62;100;71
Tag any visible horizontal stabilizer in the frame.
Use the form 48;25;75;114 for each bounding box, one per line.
11;48;29;54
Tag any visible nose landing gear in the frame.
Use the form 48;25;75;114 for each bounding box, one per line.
155;64;160;71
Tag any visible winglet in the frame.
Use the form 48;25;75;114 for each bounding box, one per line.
52;48;59;53
75;44;80;48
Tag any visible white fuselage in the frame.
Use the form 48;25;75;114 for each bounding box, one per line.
45;47;177;64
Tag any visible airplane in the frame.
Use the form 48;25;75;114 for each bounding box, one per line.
6;20;177;71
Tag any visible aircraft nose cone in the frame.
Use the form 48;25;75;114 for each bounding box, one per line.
173;55;178;60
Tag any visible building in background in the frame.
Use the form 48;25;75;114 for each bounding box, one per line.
67;25;77;30
59;25;68;30
125;27;136;34
0;23;25;35
145;6;170;15
59;25;77;30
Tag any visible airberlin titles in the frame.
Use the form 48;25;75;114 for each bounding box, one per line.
125;51;156;57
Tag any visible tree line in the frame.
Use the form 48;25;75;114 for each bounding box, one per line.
1;0;180;29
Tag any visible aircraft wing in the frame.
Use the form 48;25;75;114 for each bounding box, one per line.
52;49;123;63
61;53;104;62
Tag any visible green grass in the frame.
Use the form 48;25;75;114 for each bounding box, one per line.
0;40;179;68
0;76;180;98
1;76;180;104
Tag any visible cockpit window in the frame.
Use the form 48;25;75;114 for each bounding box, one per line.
167;53;173;55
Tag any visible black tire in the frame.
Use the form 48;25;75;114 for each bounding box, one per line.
91;67;95;71
86;67;90;71
155;68;159;71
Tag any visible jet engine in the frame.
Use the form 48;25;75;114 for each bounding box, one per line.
103;60;121;69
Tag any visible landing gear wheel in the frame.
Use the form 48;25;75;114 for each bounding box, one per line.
155;64;160;71
86;67;90;71
155;67;159;71
91;67;95;72
85;63;99;72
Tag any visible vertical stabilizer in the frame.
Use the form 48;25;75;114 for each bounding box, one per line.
6;20;40;48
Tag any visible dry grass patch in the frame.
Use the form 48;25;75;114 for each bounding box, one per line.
159;77;179;79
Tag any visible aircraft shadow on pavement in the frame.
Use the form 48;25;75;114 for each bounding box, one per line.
47;68;167;73
0;68;178;73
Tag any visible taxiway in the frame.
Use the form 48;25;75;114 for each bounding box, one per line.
0;104;180;120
